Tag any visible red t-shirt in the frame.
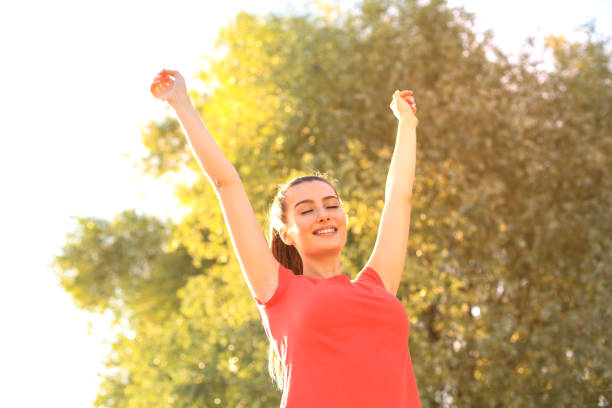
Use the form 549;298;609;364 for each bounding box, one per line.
254;262;422;407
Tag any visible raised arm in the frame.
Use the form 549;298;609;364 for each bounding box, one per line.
364;90;418;296
151;69;280;303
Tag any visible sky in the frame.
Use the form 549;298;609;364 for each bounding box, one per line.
0;0;610;406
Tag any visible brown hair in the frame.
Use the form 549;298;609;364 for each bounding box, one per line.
265;171;341;390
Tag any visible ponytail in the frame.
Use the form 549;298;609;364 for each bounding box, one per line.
270;229;303;276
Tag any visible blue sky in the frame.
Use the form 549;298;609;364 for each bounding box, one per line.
0;0;609;406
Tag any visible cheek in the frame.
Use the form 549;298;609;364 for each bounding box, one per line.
294;218;310;234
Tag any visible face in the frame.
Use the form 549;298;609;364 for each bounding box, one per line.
280;181;348;257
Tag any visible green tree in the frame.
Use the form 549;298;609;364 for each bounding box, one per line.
52;1;611;406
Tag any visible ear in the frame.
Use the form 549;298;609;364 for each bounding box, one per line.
279;227;294;246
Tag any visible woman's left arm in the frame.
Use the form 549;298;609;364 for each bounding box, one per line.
362;91;418;296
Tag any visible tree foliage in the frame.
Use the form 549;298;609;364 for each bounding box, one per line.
53;0;611;406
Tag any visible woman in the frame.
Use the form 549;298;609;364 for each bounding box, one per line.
151;69;421;407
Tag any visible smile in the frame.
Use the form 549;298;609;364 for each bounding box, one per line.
313;228;337;236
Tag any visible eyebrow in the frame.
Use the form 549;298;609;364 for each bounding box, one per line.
294;195;339;209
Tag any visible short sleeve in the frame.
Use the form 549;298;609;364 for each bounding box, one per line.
254;262;294;308
355;266;386;290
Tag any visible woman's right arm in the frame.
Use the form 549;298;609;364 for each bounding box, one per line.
213;177;281;305
152;68;236;187
152;70;280;303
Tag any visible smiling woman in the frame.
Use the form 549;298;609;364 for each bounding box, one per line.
150;67;421;407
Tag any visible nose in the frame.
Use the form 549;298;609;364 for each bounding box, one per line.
315;209;332;222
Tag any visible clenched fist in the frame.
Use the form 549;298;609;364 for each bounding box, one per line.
389;90;418;127
150;69;188;106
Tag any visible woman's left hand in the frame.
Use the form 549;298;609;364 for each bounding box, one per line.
389;89;418;127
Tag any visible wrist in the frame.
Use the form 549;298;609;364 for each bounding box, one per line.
398;118;417;129
169;94;192;110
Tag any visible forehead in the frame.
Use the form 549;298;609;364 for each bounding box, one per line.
286;181;336;205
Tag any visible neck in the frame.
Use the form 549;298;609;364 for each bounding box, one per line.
301;253;342;278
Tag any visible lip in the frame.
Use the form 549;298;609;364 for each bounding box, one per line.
313;226;338;235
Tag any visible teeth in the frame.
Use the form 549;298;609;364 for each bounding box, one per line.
315;228;335;235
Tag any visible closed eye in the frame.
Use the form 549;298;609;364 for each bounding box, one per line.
301;205;339;215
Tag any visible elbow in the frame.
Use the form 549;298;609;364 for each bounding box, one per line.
215;168;241;189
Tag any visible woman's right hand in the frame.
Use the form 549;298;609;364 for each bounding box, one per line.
150;69;188;105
